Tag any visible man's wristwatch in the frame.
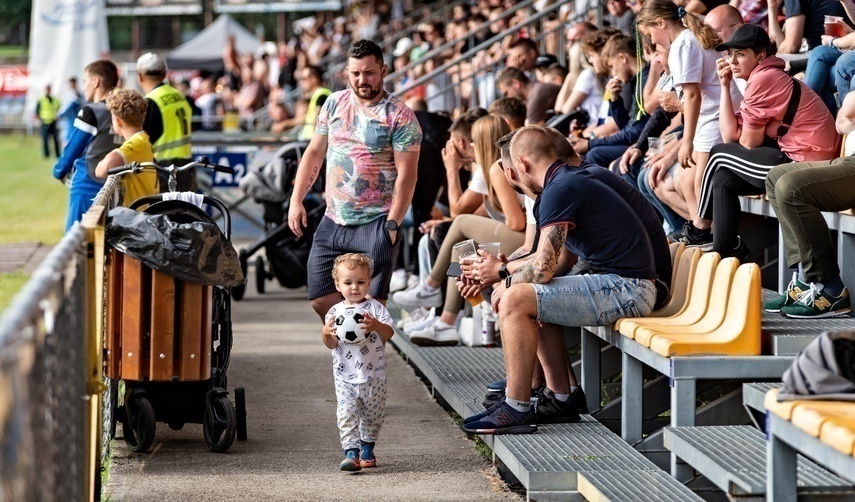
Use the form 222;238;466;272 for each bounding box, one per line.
385;220;400;231
498;263;510;280
505;275;513;289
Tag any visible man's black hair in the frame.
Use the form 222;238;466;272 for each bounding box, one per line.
347;40;385;63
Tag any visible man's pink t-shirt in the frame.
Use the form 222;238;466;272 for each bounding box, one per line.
739;56;840;162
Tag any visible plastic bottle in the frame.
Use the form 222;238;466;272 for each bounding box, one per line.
481;301;495;347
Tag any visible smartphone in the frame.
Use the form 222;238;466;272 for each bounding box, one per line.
446;262;463;278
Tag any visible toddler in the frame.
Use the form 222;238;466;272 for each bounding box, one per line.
322;253;394;471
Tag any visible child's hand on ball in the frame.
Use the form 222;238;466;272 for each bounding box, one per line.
358;312;380;334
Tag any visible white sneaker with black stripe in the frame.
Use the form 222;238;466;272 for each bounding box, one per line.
392;281;443;309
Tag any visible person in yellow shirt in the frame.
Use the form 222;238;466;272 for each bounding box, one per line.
95;88;159;206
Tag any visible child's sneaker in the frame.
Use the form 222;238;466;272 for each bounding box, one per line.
339;449;362;472
359;442;377;468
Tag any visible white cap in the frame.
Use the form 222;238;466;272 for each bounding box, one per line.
136;52;167;75
393;38;414;58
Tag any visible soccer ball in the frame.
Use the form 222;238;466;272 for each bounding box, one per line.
334;305;368;344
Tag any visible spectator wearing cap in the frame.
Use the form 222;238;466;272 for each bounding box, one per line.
533;54;559;82
694;23;838;259
496;67;562;126
137;52;195;191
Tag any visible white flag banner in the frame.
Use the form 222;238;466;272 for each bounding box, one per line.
26;0;110;123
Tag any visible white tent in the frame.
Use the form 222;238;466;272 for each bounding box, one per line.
166;14;260;72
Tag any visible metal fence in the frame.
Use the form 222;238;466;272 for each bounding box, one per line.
0;177;118;501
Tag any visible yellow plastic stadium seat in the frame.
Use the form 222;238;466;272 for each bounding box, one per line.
619;253;720;339
615;242;684;331
791;401;855;438
819;415;855;456
635;258;740;347
648;263;762;357
765;388;799;420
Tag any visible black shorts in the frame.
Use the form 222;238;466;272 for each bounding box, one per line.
307;215;400;301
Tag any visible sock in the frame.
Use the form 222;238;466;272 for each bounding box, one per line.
423;282;439;293
554;393;571;402
798;263;806;282
824;276;845;297
570;385;579;392
435;320;454;330
505;396;532;413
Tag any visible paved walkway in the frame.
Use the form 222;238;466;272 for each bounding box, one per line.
104;281;520;501
0;242;51;274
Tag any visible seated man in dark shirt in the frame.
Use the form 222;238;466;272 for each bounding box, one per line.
462;126;658;435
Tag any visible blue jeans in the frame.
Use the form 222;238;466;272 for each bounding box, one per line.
638;166;686;235
805;45;842;114
834;50;855;106
532;273;656;326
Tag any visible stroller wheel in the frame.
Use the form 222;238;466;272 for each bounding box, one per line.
168;422;184;431
122;393;156;453
235;387;247;441
204;389;237;453
255;256;266;295
232;250;248;301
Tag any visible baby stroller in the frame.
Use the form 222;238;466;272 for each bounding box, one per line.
232;141;326;300
105;159;247;453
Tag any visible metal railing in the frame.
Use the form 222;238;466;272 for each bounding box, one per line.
0;177;118;501
391;0;600;110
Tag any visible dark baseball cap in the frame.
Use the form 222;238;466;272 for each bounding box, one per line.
535;54;559;68
714;23;771;52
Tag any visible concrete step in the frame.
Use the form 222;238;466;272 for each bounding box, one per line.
664;426;854;498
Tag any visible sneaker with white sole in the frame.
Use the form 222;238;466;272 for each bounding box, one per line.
403;309;437;335
392;282;443;309
396;306;431;329
409;321;460;346
389;269;408;293
407;274;419;290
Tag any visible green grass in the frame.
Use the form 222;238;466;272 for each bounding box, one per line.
0;135;67;244
0;45;27;58
0;271;28;311
0;134;67;310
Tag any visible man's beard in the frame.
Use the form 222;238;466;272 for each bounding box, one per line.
354;83;383;100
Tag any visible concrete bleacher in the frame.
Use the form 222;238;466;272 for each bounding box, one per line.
389;326;700;500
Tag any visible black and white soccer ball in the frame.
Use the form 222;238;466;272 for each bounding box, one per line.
334;305;368;344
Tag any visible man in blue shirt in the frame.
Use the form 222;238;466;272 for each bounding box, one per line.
53;60;121;230
462;126;657;435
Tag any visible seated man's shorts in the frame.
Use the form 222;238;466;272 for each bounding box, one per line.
531;273;656;327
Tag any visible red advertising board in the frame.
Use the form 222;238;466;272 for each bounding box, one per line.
0;66;28;97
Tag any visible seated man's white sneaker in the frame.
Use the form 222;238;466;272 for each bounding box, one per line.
392;282;442;309
389;269;408;293
409;321;459;346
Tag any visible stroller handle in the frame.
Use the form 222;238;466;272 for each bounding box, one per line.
129;195;232;240
107;157;235;176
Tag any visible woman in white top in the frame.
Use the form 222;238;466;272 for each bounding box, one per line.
637;0;724;245
395;115;527;346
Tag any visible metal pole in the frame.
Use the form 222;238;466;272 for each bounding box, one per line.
581;329;601;413
670;377;697;481
621;352;643;444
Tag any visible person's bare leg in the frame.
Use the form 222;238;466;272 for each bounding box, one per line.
532;359;545;389
692;151;712;229
537;322;572;394
311;292;341;321
499;285;540;402
656;177;691;220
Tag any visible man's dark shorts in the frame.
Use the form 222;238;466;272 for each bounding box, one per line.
307;215;400;300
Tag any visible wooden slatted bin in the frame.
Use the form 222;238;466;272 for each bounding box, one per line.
105;248;213;382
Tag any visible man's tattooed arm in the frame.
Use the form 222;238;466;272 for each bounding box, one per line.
510;224;567;285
